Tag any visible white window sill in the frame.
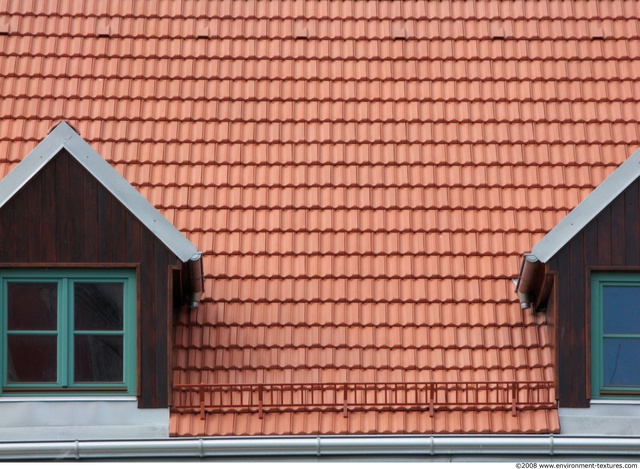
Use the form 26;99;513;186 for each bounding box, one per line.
592;399;640;405
0;395;137;403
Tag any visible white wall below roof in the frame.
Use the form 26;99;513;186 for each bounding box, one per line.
0;397;168;441
559;401;640;436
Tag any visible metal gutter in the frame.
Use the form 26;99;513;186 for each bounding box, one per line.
515;253;541;309
186;252;204;308
2;436;640;460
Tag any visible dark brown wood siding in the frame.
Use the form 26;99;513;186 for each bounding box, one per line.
547;178;640;408
0;150;180;408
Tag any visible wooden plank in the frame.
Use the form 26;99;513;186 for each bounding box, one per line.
54;153;71;262
154;238;169;407
555;246;573;406
139;227;156;408
96;183;111;262
544;273;559;391
596;205;612;266
82;170;99;262
40;160;57;262
582;216;599;403
167;267;179;407
568;235;588;407
68;157;86;263
610;194;626;266
0;191;15;262
626;179;640;265
125;211;141;263
10;183;30;260
584;218;598;269
26;170;43;262
110;198;127;263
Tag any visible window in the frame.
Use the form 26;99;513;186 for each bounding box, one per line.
591;272;640;398
1;269;136;394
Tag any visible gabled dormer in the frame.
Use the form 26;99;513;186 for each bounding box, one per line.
516;147;640;435
0;122;202;440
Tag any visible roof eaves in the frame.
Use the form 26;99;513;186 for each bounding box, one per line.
531;147;640;263
0;121;199;263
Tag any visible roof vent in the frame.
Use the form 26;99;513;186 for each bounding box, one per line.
196;25;210;39
590;25;605;40
489;21;510;39
393;31;407;40
392;23;411;40
293;21;309;39
96;19;111;37
491;27;505;39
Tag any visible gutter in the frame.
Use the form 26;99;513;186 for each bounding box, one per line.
3;436;640;460
186;252;204;308
515;253;541;309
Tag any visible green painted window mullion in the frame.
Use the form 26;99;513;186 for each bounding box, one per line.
73;331;125;336
591;276;603;398
60;278;70;388
1;279;6;391
602;334;640;339
124;280;135;387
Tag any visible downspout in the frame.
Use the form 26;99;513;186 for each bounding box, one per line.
515;253;541;310
187;252;204;309
3;436;640;460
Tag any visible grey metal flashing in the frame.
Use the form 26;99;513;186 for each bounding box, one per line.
531;146;640;263
0;399;168;442
0;122;198;262
559;402;640;436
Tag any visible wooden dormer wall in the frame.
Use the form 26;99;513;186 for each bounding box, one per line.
546;178;640;408
0;150;180;408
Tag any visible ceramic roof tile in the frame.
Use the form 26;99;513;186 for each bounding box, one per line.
6;0;637;437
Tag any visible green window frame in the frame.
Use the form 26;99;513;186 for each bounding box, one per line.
0;269;136;395
591;272;640;398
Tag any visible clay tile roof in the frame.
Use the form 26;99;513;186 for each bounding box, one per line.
5;0;640;436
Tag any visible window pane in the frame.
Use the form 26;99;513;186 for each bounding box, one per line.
603;338;640;387
7;282;57;331
74;283;124;331
603;286;640;334
74;335;123;382
7;335;57;383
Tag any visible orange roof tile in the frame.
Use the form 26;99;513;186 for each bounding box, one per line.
6;0;640;436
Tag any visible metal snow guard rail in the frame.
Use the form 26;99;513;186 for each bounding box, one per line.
173;381;556;419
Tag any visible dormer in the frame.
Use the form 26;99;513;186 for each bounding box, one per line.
0;122;202;440
516;147;640;435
